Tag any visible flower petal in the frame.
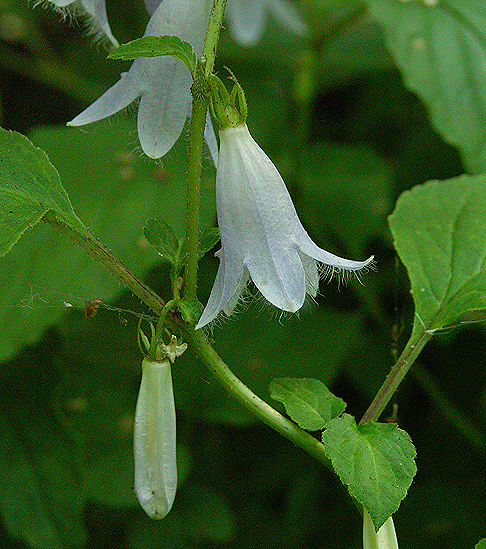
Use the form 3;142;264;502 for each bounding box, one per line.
45;0;118;46
143;0;162;16
137;61;192;158
69;0;211;159
204;112;218;166
196;251;247;328
297;235;375;273
68;70;141;127
86;0;119;46
363;509;399;549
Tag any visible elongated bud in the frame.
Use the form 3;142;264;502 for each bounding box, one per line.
134;356;177;519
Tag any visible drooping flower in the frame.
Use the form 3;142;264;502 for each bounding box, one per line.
363;509;399;549
196;122;374;328
225;0;307;46
41;0;118;46
67;0;213;160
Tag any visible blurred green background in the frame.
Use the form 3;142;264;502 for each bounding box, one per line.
0;0;485;548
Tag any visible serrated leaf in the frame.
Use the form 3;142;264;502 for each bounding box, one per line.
143;218;181;264
367;0;486;173
269;377;346;430
389;175;486;335
322;414;416;530
0;128;87;256
108;35;197;74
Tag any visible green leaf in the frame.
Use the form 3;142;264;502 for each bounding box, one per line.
367;0;486;173
389;175;486;335
269;377;346;430
177;298;203;325
108;35;197;75
322;414;416;530
0;128;87;256
0;119;216;363
143;218;181;265
198;227;220;259
476;539;486;549
0;353;86;549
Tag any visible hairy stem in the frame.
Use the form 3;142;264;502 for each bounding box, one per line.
359;328;432;424
42;212;166;315
184;95;208;301
183;0;227;301
202;0;228;76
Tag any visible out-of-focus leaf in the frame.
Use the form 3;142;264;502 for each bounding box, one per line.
0;352;86;549
0;118;216;362
367;0;486;173
299;143;393;258
198;227;220;259
322;414;416;530
0;128;87;256
476;539;486;549
389;175;486;336
269;377;346;430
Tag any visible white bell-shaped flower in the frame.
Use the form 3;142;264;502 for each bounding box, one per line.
67;0;213;159
196;123;374;328
363;509;399;549
42;0;118;46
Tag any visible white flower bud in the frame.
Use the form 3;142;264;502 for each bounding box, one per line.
134;357;177;519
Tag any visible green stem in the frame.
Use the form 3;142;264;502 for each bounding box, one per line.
45;208;332;470
184;95;208;301
202;0;228;76
184;328;332;470
359;328;433;424
42;212;166;315
184;0;227;301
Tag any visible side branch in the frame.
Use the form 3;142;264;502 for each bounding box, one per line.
43;211;166;315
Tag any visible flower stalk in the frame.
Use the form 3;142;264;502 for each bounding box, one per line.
183;0;227;302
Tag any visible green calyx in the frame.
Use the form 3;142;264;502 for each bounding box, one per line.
208;70;247;129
